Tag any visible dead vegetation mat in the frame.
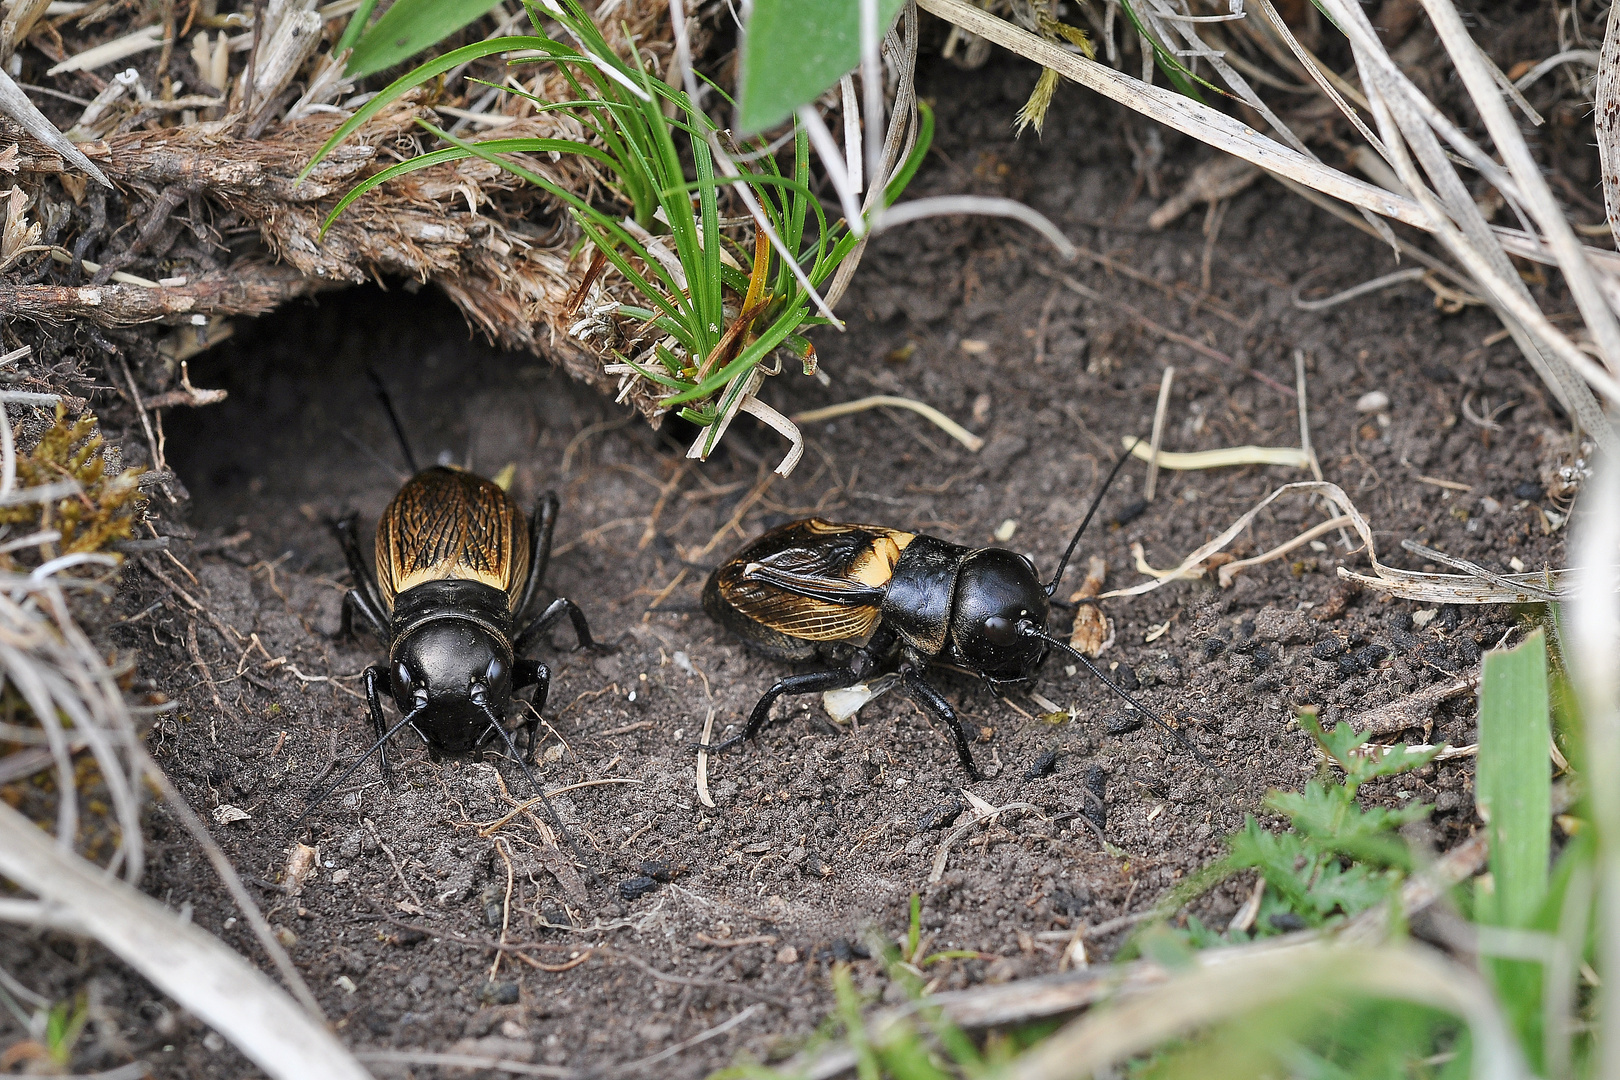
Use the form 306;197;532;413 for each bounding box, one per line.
0;1;1606;1078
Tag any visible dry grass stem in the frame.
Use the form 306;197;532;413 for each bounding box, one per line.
794;395;984;452
1143;366;1174;501
1121;439;1312;470
0;800;367;1080
1102;479;1571;604
1000;944;1526;1080
1216;515;1352;587
923;0;1620;449
696;707;716;809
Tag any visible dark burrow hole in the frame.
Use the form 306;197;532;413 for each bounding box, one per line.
165;283;687;576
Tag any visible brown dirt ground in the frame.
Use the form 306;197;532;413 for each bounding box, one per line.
2;47;1580;1079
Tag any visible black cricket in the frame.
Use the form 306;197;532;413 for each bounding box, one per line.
296;375;601;825
702;444;1203;779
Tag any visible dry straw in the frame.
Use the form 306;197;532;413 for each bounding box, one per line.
918;0;1620;452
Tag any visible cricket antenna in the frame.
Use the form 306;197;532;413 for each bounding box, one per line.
1020;623;1213;768
1046;437;1141;597
364;365;421;475
293;705;424;827
479;702;594;877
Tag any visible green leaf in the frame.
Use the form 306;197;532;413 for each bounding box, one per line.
1478;628;1551;928
317;135;618;235
299;35;572;181
334;0;381;58
346;0;507;79
1476;628;1553;1070
737;0;906;133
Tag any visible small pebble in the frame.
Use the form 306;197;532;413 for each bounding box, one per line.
1083;767;1108;832
1023;748;1061;780
826;939;868;963
1311;638;1344;660
619;875;659;901
1050;888;1090;916
1355;644;1389;669
1112;499;1148;527
917;800;966;832
776;946;799;965
1515;481;1544;502
479;981;521;1005
1104;712;1144;736
1356;390;1390;413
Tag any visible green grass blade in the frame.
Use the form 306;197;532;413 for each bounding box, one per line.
883;100;935;207
1479;627;1552;926
693;132;723;339
298;35;573;181
333;0;380;58
346;0;506;79
660;302;806;408
1116;0;1214;103
1477;626;1553;1071
319;147;472;234
319;137;622;233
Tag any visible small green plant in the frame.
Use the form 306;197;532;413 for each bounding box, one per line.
1137;710;1441;951
705;630;1599;1079
304;0;929;464
44;993;89;1068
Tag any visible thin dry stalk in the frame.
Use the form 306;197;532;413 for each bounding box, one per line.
1600;3;1620;250
1568;452;1620;1077
0;798;367;1080
1000;944;1526;1080
793;395;984;452
1143;366;1174;501
1099;479;1568;604
919;0;1620;452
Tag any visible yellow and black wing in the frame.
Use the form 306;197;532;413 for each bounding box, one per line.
375;466;530;611
710;519;914;642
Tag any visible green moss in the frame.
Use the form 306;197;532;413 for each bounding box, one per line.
0;406;146;560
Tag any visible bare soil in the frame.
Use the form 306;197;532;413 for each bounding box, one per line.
3;50;1576;1078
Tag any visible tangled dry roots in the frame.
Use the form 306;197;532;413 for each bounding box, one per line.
2;5;682;420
